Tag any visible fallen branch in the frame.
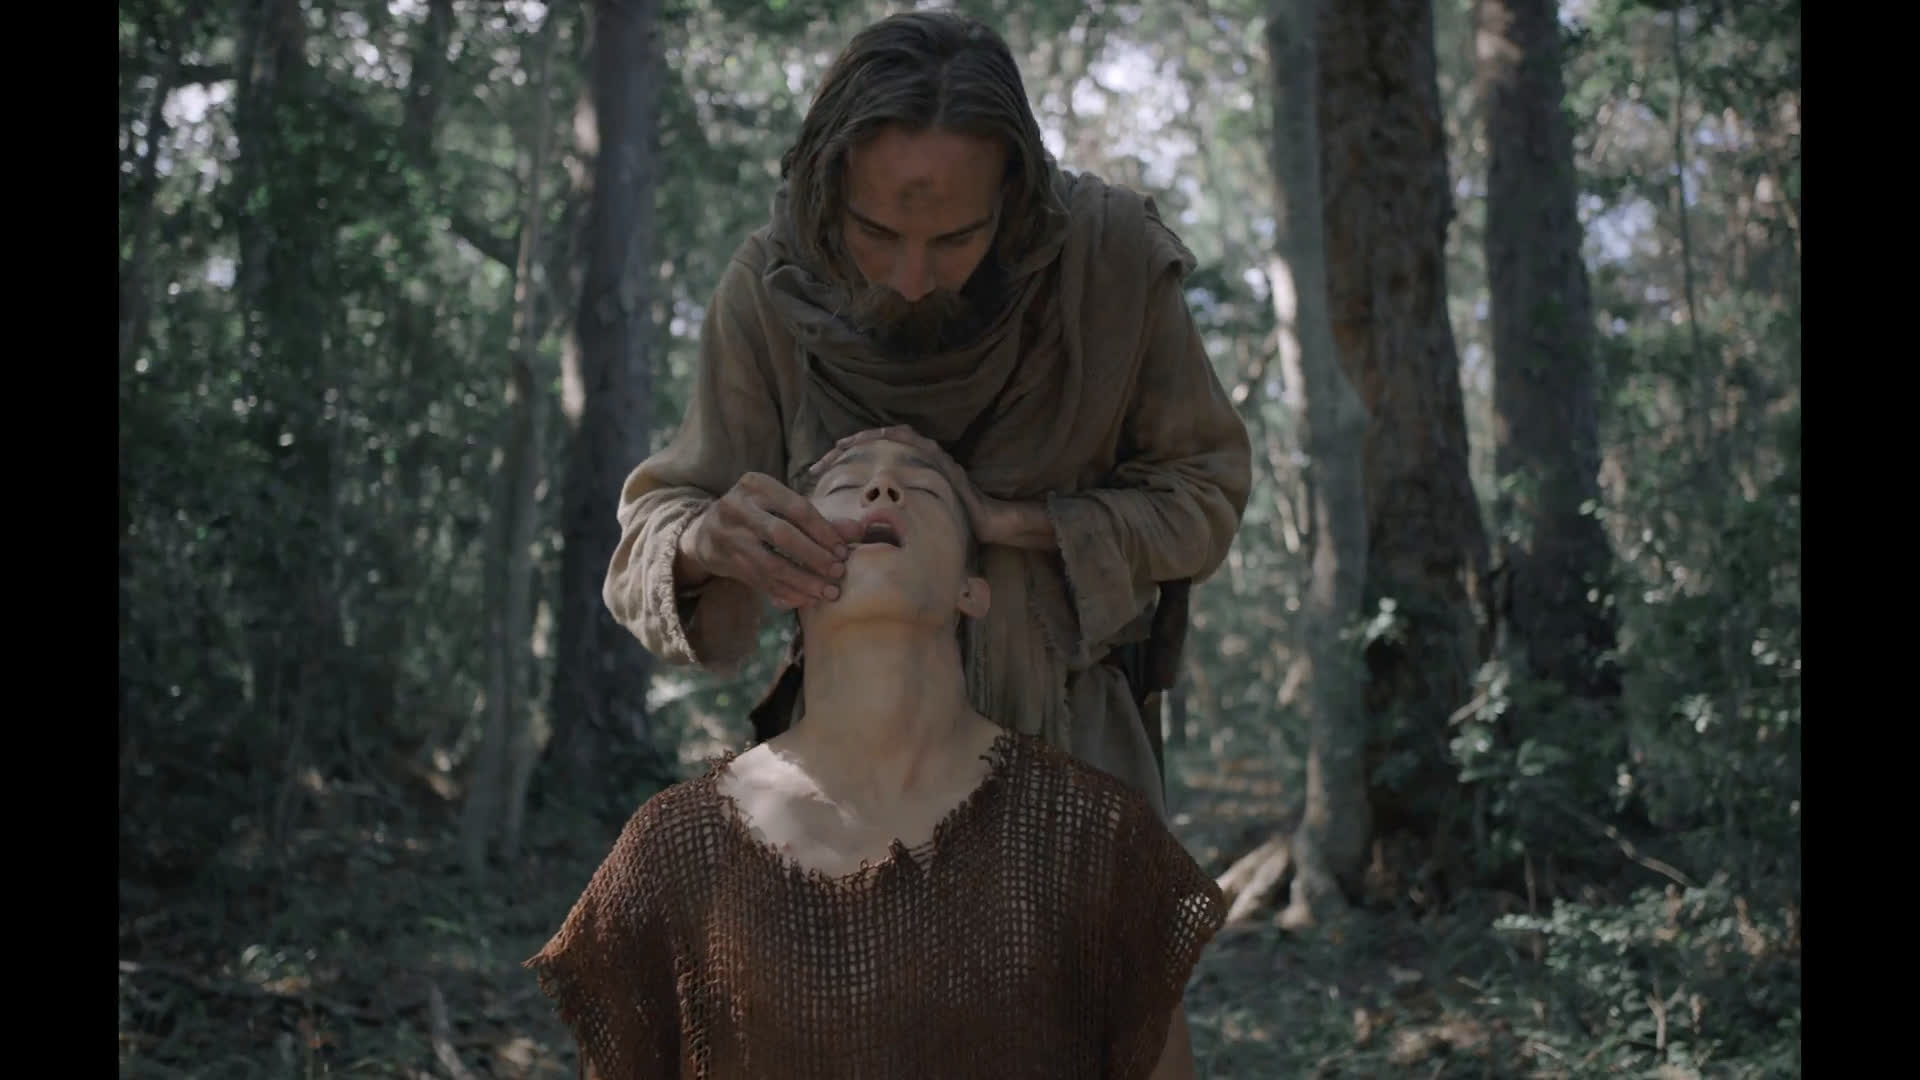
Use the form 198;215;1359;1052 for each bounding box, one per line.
1448;691;1490;726
1554;799;1697;890
428;982;481;1080
1216;833;1292;924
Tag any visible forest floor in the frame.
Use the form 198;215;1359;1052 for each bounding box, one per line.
118;736;1798;1079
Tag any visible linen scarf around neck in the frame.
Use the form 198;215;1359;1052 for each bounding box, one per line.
760;174;1066;453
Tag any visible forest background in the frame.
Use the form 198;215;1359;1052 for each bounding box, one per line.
117;0;1800;1075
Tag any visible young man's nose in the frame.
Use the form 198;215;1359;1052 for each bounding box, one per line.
863;480;903;504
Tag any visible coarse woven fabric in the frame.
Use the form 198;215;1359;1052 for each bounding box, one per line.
525;731;1226;1079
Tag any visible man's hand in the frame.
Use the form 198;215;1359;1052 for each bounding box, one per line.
807;425;1013;544
677;472;864;611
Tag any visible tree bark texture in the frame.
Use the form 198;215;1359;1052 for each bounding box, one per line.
462;10;561;876
548;0;666;802
1479;0;1621;711
1267;0;1373;919
1318;0;1492;864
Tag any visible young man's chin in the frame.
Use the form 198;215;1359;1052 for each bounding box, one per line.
811;588;949;627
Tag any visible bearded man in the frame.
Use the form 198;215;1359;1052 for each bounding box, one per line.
533;437;1226;1078
604;10;1253;816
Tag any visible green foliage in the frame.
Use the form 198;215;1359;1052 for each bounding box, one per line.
119;0;559;872
1493;879;1801;1076
1434;0;1801;900
1604;386;1801;890
120;0;1798;1071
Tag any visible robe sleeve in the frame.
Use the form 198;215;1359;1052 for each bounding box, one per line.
1104;798;1228;1077
525;798;683;1079
1044;267;1254;653
601;248;787;670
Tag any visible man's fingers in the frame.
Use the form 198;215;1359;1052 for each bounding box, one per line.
757;512;845;581
809;424;959;477
778;495;854;562
894;427;944;456
770;589;820;612
754;554;838;607
752;486;848;565
867;425;953;468
747;552;812;611
730;475;848;558
807;439;859;476
811;425;906;472
837;427;891;448
742;535;839;599
865;424;927;451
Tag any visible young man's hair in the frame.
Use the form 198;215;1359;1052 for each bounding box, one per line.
778;10;1066;282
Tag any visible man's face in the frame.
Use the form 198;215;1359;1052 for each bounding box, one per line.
840;125;1009;355
803;438;988;627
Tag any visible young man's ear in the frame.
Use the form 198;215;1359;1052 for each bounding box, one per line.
957;574;991;619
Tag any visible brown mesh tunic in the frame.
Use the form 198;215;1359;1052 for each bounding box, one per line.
527;732;1226;1079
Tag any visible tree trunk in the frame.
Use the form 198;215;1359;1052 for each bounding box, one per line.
461;10;561;876
231;0;347;841
1267;0;1373;928
500;12;569;866
1318;0;1492;887
401;0;455;159
1478;0;1620;727
363;0;458;745
120;5;194;373
546;0;666;809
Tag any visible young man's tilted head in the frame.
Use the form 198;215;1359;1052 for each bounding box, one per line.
797;437;990;637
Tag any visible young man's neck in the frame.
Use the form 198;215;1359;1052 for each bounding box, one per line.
786;619;987;805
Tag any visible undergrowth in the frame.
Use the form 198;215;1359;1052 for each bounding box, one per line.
119;746;1800;1079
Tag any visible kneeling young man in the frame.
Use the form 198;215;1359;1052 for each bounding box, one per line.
527;438;1225;1079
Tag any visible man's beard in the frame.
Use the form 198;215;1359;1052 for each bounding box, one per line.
846;255;1011;356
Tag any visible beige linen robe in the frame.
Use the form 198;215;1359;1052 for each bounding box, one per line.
602;167;1252;818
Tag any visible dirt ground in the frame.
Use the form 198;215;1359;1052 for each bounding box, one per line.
117;738;1778;1079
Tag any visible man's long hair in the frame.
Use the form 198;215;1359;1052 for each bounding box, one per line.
779;10;1065;281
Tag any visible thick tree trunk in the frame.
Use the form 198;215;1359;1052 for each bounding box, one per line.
1266;0;1372;928
1318;0;1492;887
547;0;666;807
1479;0;1620;719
